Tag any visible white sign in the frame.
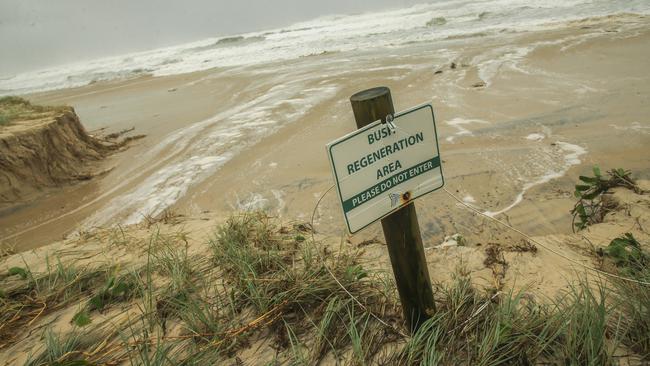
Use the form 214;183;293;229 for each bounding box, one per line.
327;104;444;233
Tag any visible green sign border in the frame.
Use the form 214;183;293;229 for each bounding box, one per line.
327;104;445;234
342;155;441;212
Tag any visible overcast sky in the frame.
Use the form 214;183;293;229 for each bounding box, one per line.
0;0;419;75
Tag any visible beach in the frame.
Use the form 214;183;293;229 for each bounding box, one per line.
1;12;649;252
2;2;650;364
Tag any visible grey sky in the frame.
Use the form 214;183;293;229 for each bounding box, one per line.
0;0;417;75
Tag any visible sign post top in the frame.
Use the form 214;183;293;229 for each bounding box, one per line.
350;86;391;102
350;87;395;128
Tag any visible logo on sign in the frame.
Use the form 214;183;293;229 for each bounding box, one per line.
389;193;400;207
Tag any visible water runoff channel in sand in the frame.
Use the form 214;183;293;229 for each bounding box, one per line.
365;119;588;221
84;79;341;228
5;56;592;241
1;74;341;240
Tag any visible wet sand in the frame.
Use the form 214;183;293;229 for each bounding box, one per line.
1;14;649;251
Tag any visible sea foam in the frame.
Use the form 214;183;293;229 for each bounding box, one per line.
483;141;587;217
83;82;340;227
2;0;649;96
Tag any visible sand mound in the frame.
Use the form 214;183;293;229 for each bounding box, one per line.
1;181;649;364
0;180;648;364
0;98;131;207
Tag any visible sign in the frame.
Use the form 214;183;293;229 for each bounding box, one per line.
327;104;444;233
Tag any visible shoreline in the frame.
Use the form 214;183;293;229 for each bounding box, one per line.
1;8;650;365
4;10;649;97
1;14;649;252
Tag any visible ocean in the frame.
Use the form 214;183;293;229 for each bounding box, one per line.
1;0;649;96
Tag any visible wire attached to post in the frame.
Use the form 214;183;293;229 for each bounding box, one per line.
309;183;650;287
443;187;650;286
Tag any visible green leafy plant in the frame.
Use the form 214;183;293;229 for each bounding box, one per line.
8;266;30;279
71;309;92;327
605;233;648;274
88;274;135;311
71;273;137;326
572;167;639;231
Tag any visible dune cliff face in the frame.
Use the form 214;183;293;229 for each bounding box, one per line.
0;107;112;206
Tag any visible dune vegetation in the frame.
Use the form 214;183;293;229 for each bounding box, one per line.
1;177;649;365
0;96;65;126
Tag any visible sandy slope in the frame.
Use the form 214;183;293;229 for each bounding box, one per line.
0;107;112;207
0;180;648;365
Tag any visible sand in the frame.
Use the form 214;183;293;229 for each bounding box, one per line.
0;13;649;255
0;107;115;207
1;14;650;362
1;179;649;364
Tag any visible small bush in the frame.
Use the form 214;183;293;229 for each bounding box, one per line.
572;166;640;231
605;233;648;274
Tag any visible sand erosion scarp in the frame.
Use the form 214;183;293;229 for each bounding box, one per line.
0;99;127;207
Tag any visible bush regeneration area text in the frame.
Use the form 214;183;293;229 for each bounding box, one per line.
327;105;444;233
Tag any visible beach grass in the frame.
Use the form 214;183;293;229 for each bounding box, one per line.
607;235;650;359
25;328;83;366
2;210;649;365
0;96;64;126
0;258;115;347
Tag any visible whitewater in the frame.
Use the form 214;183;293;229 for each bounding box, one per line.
2;0;649;96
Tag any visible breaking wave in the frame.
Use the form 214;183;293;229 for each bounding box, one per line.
1;0;649;95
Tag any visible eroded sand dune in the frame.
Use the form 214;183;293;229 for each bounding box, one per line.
0;107;109;205
0;98;144;212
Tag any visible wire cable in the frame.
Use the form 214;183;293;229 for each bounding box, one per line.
442;187;650;286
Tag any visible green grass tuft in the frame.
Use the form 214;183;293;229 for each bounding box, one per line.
608;237;650;360
0;258;125;348
26;328;86;366
0;96;65;126
4;210;649;364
